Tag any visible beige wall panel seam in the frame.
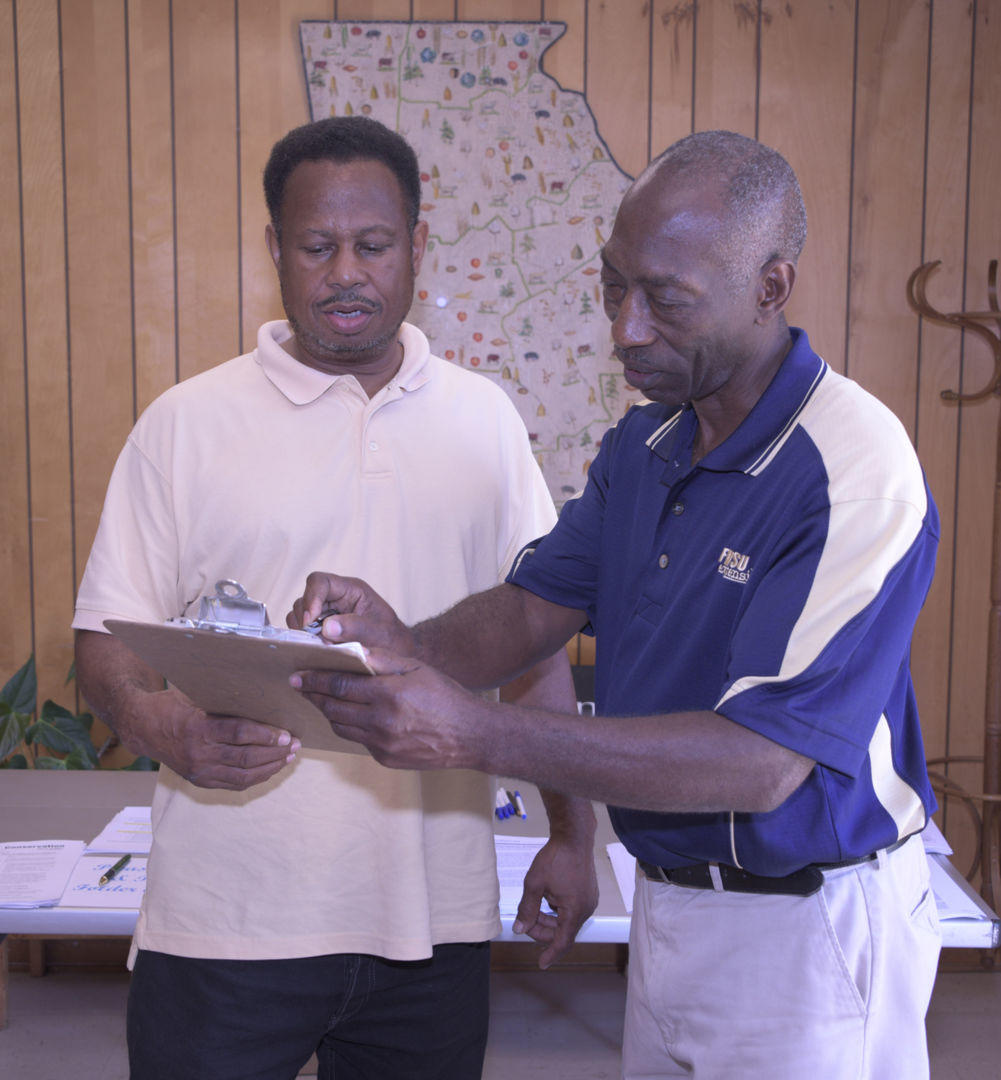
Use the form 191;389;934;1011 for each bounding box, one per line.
845;1;927;421
910;3;975;800
62;0;135;597
650;0;695;158
19;0;76;707
0;0;34;675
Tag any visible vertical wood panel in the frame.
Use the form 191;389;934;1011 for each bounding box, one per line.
412;1;458;20
910;3;974;845
540;0;585;95
759;1;854;370
129;0;177;414
650;0;694;157
458;1;542;20
337;1;412;20
692;0;758;135
238;1;319;349
172;0;240;381
19;0;75;705
949;0;1001;872
585;0;650;179
0;0;33;678
845;0;927;419
62;1;133;588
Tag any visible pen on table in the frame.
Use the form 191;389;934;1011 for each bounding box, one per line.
495;788;514;819
513;791;527;820
99;853;131;886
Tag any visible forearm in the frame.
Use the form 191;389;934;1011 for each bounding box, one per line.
74;629;166;755
76;628;301;789
497;648;596;842
464;701;814;815
412;584;585;690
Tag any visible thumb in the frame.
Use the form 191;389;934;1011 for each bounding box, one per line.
513;880;544;936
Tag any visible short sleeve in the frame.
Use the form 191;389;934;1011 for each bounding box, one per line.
716;492;938;776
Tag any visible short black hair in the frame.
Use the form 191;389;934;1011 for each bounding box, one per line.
651;130;807;285
263;116;422;237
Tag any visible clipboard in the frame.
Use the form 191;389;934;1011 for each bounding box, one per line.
104;618;375;754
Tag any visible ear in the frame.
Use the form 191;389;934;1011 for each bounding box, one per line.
756;259;796;324
265;222;281;271
410;219;429;275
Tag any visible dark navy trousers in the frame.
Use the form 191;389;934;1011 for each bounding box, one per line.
127;943;491;1080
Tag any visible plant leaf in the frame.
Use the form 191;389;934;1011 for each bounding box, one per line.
61;747;98;770
34;754;70;770
1;753;29;769
27;701;99;764
0;709;31;762
123;755;160;771
1;656;37;714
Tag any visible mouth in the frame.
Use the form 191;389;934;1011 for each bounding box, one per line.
618;360;659;387
318;300;379;335
614;348;665;389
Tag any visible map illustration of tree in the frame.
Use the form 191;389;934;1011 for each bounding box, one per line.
301;20;643;503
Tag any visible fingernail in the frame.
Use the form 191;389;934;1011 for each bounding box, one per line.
289;674;302;689
323;618;342;637
277;732;291;746
512;920;524;934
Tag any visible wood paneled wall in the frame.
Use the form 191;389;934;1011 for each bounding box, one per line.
2;1;998;865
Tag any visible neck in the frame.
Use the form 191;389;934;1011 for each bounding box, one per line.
691;328;793;462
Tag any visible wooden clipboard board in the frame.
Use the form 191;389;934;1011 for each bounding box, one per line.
104;619;375;754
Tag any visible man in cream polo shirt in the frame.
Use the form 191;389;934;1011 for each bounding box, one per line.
73;117;597;1080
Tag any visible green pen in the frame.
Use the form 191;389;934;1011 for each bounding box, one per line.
99;853;132;886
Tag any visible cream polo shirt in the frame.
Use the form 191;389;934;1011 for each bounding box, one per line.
73;320;557;961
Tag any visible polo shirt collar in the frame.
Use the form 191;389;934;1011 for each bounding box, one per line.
647;328;827;475
254;320;433;405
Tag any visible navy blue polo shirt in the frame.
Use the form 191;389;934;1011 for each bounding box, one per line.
508;329;938;875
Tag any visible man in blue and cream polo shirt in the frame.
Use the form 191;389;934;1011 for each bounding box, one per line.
292;130;942;1080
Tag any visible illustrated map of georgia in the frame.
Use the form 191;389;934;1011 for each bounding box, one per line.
301;20;644;505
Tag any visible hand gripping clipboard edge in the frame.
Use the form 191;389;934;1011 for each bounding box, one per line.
103;619;375;755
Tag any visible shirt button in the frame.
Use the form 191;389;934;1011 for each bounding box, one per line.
368;441;379;451
671;502;685;515
658;554;669;569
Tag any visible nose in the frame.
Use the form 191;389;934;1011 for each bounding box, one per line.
609;288;655;350
324;248;366;289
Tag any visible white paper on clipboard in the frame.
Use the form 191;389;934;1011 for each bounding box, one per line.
104;618;374;754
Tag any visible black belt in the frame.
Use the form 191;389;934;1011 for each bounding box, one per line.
638;836;912;898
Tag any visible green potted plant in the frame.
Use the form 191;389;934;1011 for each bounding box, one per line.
0;656;156;770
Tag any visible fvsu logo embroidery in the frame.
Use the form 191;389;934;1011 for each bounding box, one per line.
717;547;752;584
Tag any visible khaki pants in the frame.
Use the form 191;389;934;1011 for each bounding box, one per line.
623;836;941;1079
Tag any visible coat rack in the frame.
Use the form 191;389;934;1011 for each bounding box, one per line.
907;259;1001;917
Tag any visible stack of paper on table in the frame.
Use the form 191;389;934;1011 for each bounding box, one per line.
61;853;148;908
0;840;86;908
86;805;152;855
62;804;153;908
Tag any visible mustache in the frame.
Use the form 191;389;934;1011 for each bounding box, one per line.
317;291;379;313
614;346;652;368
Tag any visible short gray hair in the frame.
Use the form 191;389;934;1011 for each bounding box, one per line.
650;130;807;285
